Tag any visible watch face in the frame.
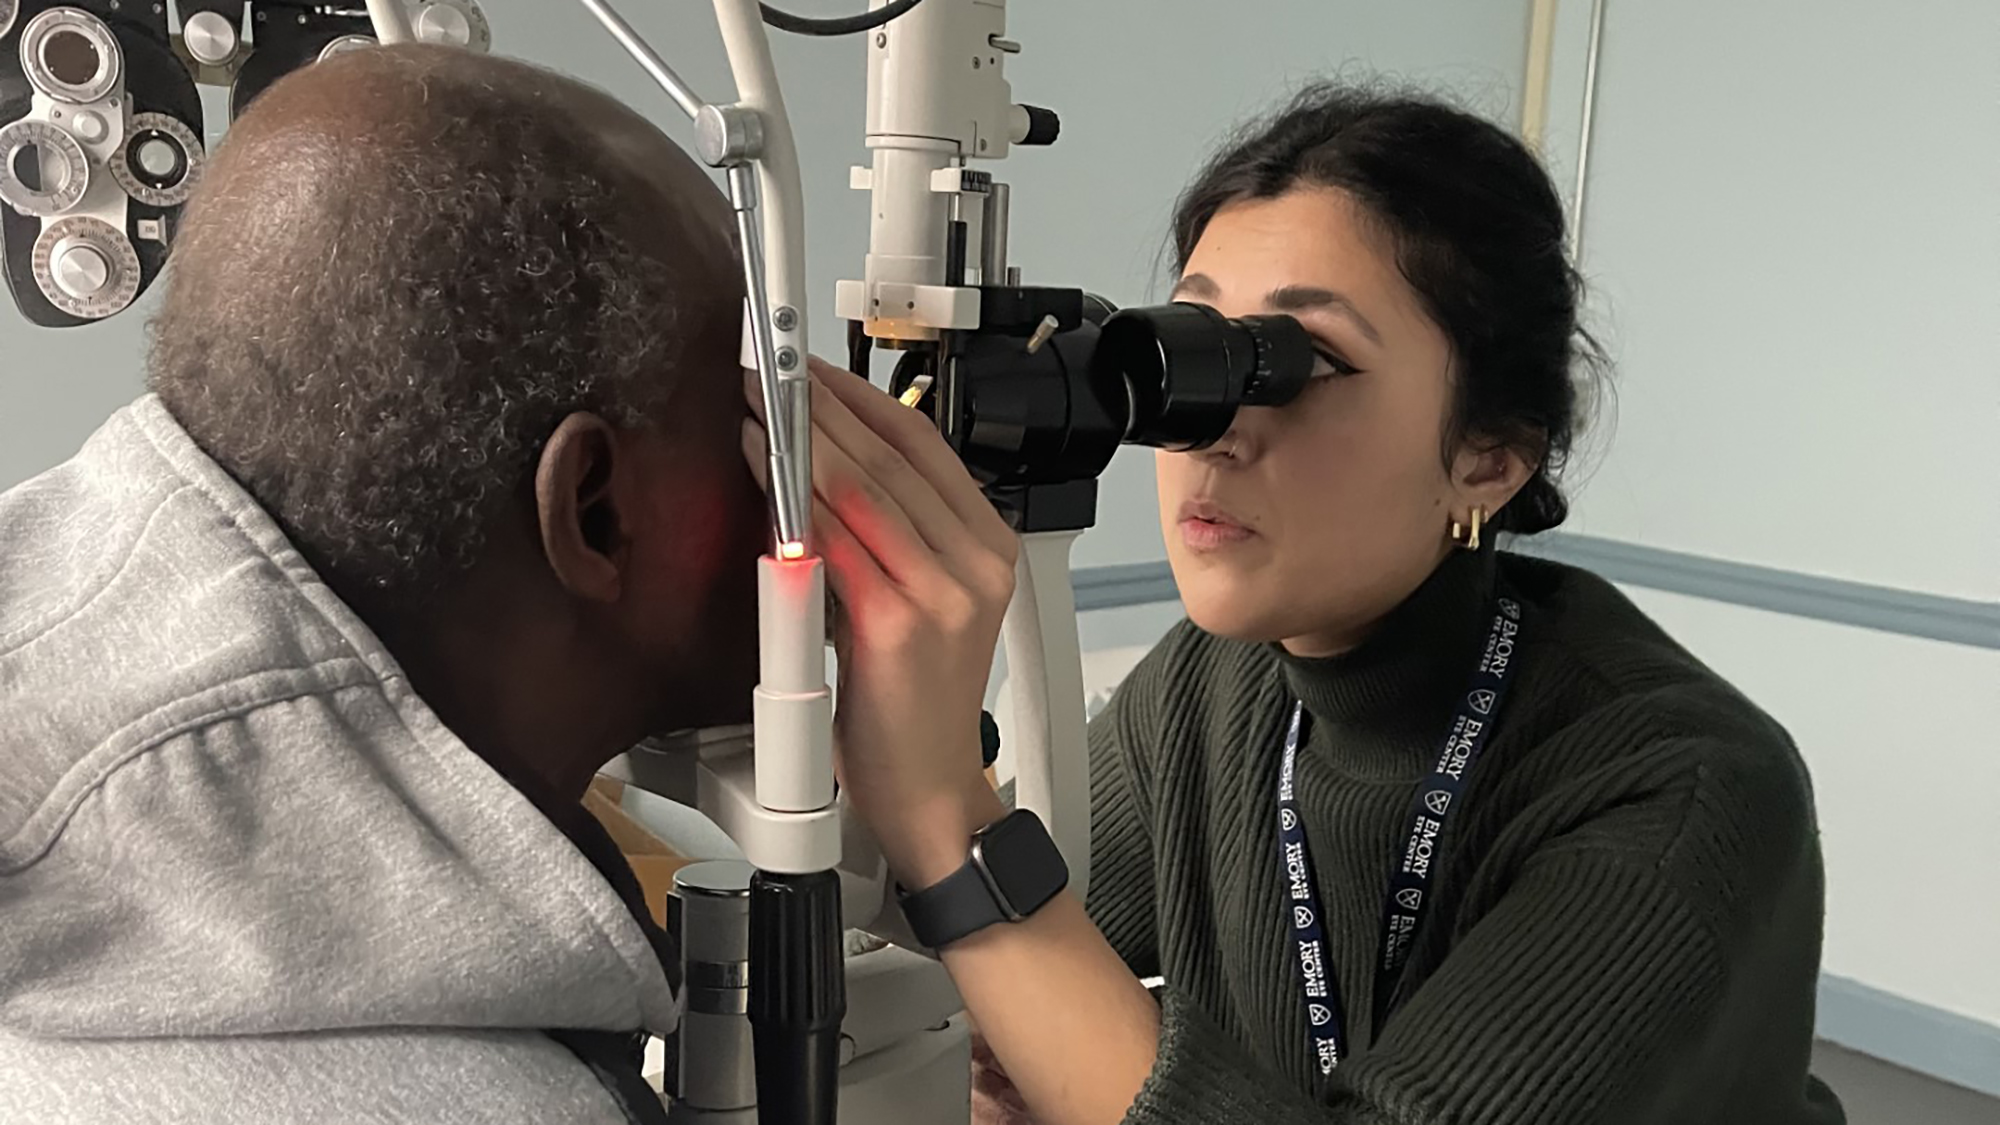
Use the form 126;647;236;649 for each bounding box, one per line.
975;809;1070;919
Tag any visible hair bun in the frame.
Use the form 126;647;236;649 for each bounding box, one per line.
1501;473;1569;536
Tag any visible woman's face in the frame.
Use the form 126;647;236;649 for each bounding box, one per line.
1156;187;1520;655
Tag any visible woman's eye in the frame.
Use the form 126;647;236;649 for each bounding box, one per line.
1312;348;1360;378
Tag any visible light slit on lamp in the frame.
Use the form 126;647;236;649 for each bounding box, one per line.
898;374;934;408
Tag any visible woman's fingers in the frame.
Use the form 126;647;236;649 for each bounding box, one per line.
744;362;1012;891
803;375;990;566
750;366;975;567
807;357;1019;564
744;377;945;589
744;365;1015;607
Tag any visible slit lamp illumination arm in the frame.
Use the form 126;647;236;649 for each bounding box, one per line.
573;3;839;1123
574;0;814;556
364;1;417;44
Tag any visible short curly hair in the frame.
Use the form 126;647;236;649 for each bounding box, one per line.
149;46;740;601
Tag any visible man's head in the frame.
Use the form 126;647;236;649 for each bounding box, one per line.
148;45;765;795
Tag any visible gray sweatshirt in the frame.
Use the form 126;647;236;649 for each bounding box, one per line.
0;397;681;1123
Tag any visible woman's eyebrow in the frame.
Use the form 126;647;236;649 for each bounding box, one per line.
1169;273;1383;346
1169;272;1222;301
1264;285;1383;346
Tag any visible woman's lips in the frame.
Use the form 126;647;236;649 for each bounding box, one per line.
1176;500;1255;553
1180;517;1255;552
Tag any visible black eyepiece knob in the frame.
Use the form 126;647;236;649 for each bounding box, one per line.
1019;105;1061;147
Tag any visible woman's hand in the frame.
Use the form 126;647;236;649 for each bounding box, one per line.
741;358;1014;887
744;360;1160;1125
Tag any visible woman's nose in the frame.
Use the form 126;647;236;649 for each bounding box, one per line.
1192;406;1266;465
1191;434;1240;465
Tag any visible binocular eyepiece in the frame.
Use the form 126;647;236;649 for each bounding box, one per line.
890;297;1316;528
1103;302;1317;450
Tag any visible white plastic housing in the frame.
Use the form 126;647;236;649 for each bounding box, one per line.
752;686;834;811
865;0;1014;156
757;556;826;690
699;737;842;877
833;279;982;332
847;0;1019;341
750;556;837;817
1001;530;1092;902
842;945;964;1060
837;1016;972;1122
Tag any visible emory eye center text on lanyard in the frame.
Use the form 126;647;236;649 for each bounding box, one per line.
1277;590;1524;1078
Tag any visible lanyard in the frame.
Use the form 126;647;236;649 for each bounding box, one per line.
1278;590;1524;1077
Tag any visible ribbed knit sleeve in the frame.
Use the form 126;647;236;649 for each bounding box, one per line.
1126;850;1726;1125
1081;649;1165;980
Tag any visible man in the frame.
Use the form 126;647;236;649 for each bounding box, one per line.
0;44;766;1124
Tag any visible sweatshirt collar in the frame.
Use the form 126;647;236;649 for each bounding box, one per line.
1275;548;1497;777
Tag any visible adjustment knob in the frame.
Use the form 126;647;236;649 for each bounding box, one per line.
70;110;107;145
53;241;109;298
1019;105;1061;147
183;11;238;65
413;1;491;52
134;136;179;179
415;4;472;47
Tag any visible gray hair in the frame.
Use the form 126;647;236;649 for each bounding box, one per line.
148;46;737;602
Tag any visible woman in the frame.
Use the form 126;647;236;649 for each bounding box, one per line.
741;85;1844;1125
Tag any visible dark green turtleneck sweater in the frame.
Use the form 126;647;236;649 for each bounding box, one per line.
1085;549;1844;1125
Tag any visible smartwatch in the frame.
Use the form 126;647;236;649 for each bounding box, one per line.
898;808;1070;950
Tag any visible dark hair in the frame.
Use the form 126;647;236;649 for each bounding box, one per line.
148;47;739;602
1171;83;1604;534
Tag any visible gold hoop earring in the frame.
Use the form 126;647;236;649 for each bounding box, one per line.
1449;506;1487;551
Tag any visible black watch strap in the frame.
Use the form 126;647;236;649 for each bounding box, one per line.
899;861;1006;950
898;808;1069;950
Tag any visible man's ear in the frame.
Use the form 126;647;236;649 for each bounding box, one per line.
1449;435;1538;524
535;413;626;603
